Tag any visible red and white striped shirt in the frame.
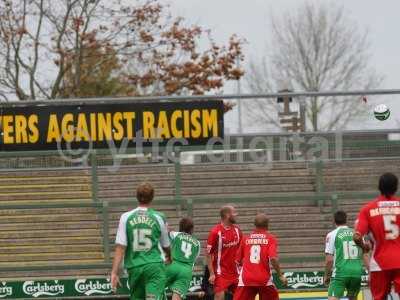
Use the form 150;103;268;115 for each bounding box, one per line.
207;223;242;280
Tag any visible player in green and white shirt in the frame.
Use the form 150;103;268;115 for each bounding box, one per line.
111;183;171;300
324;210;368;300
165;217;201;300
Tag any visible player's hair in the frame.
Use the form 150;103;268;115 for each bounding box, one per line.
254;213;269;229
220;205;233;219
334;210;347;225
179;217;194;234
379;172;398;197
136;182;154;204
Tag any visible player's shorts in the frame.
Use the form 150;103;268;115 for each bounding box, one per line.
214;275;238;294
233;285;278;300
370;270;400;300
128;262;166;300
165;261;193;298
328;276;361;298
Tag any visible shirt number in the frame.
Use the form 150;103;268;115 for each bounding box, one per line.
250;245;261;264
181;241;193;258
133;229;152;251
384;215;399;240
343;241;359;259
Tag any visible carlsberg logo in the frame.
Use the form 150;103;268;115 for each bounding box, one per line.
23;280;64;297
0;282;12;298
75;279;112;295
284;272;323;289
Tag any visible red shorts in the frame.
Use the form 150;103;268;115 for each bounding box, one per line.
214;275;238;294
233;285;278;300
370;270;400;300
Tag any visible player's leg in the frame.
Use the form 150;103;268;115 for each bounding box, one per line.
214;276;237;300
233;286;257;300
328;277;346;300
169;263;193;300
369;271;392;300
391;269;400;296
258;285;279;300
344;277;362;300
143;262;167;300
213;276;226;300
128;266;146;300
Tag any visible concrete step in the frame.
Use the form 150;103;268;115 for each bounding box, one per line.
0;214;100;224
181;185;314;196
0;244;103;255
0;221;102;231
0;228;101;239
0;191;91;201
0;184;90;193
0;259;104;267
0;252;104;263
0;207;98;216
181;169;312;179
0;169;90;178
0;176;91;185
0;236;102;247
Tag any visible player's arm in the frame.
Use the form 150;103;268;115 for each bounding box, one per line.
363;252;370;272
324;254;334;286
269;236;287;286
353;207;371;252
111;214;128;291
158;215;172;264
111;244;126;290
235;238;244;267
206;229;217;284
270;258;287;286
324;232;335;285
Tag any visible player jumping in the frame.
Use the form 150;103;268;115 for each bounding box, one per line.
234;213;287;300
354;173;400;300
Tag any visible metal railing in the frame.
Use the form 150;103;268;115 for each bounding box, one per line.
0;190;379;274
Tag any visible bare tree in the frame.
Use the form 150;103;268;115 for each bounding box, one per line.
245;3;382;132
0;0;243;101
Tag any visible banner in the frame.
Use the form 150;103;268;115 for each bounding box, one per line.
0;271;369;299
0;100;224;151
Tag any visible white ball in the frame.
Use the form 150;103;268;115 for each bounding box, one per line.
374;104;390;121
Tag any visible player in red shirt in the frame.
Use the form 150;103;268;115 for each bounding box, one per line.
206;205;242;300
354;173;400;300
234;213;287;300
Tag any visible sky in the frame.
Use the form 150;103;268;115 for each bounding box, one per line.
163;0;400;133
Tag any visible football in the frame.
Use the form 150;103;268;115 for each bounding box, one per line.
374;104;390;121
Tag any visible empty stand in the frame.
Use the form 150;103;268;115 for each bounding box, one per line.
0;206;107;280
323;159;400;192
0;168;92;204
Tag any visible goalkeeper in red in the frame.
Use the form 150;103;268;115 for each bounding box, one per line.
354;173;400;300
234;213;287;300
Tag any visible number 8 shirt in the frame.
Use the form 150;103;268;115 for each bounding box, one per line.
236;229;277;286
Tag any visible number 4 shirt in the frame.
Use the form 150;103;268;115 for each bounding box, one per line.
169;231;201;267
325;225;363;278
236;229;277;286
355;195;400;271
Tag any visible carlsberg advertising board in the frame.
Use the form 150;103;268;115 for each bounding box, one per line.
0;271;368;299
